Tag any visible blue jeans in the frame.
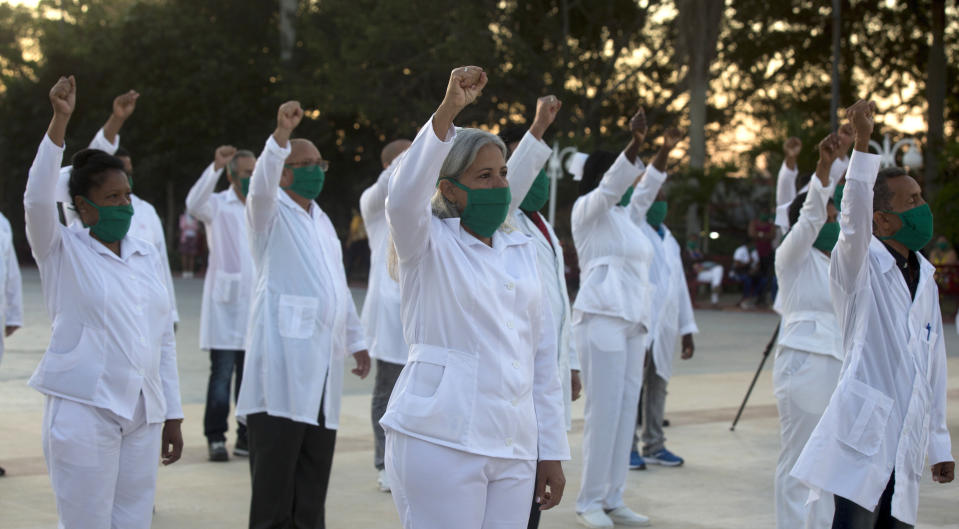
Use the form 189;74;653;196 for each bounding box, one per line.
203;349;246;443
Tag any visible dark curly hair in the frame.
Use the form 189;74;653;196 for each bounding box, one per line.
68;149;126;207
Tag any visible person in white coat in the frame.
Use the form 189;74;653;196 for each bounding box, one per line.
236;100;370;529
380;66;569;529
0;210;23;478
25;75;183;529
792;100;954;528
360;138;411;493
54;90;179;324
772;133;845;529
628;183;698;470
571;107;682;529
185;145;256;461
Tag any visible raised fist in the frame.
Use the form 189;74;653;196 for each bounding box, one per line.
442;66;488;111
534;95;562;128
844;100;877;140
662;127;684;150
49;75;76;117
214;145;237;171
629;108;648;142
277;101;304;132
112;90;139;120
818;133;840;163
783;136;802;159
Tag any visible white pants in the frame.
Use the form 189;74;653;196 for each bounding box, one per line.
697;265;723;289
385;432;536;529
574;313;647;514
42;394;162;529
773;347;842;529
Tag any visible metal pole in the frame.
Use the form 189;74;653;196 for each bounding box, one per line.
730;322;781;431
830;0;841;131
548;142;560;224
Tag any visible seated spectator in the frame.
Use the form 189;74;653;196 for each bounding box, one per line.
929;235;957;266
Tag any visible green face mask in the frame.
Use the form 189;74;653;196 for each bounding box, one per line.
618;186;634;207
284;165;326;200
81;196;134;243
441;178;512;238
813;221;840;252
879;203;934;251
520;169;549;212
833;183;844;212
239;177;251;197
646;201;668;227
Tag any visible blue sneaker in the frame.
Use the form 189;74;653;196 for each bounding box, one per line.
629;450;646;470
645;448;684;467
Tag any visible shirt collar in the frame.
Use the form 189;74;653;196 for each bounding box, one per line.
443;217;529;250
224;187;243;204
69;222;152;261
278;188;316;218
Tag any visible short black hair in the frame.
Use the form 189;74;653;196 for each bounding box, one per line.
498;126;526;149
68;149;126;206
579;150;618;195
114;146;131;158
874;166;908;212
787;192;836;227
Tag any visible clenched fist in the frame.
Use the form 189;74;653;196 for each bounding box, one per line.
277;101;304;132
214;145;237;171
844;100;877;143
442;66;488;111
783;137;802;159
50;76;77;117
629;108;648;143
112;90;139;121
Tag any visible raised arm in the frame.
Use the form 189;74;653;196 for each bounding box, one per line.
186;146;235;224
24;76;75;261
508;95;560;214
386;66;486;263
247;102;301;233
774;137;801;230
96;90;139;148
359;161;396;228
629;127;682;224
776;133;840;269
830;100;881;295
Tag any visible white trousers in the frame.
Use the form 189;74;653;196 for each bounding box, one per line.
42;394;162;529
385;432;536;529
574;313;647;514
773;347;842;529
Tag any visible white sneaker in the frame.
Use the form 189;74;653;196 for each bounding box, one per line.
377;469;391;493
576;509;614;529
606;507;651;526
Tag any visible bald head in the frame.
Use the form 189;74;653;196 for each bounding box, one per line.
381;139;412;168
288;138;321;163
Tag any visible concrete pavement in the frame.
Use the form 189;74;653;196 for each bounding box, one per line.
1;270;957;528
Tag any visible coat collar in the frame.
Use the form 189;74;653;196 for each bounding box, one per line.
441;217;529;251
278;188;317;218
69;221;152;261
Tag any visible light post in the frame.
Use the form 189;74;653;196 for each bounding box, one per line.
868;134;924;170
546;141;582;224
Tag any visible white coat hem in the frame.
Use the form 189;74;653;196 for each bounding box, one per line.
381;424;570;462
236;407;339;430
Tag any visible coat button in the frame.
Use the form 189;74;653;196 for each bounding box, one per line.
506;321;514;329
506;281;514;290
505;437;513;446
512;361;520;369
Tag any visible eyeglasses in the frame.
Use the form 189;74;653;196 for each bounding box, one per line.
286;159;330;171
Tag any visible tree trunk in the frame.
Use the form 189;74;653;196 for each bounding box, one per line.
925;0;945;192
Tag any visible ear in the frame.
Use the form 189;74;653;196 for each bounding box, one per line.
873;210;892;237
74;195;97;225
438;179;459;205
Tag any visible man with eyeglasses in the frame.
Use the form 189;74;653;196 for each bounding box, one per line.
236;100;370;529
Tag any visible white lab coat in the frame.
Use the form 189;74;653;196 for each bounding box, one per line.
775;157;849;233
359;160;408;366
0;212;23;364
791;151;953;526
635;222;698;381
185;163;254;350
54;128;179;322
380;118;569;462
513;208;580;430
24;134;183;424
236;135;365;429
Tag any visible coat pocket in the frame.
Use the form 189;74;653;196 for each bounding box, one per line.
39;324;106;401
834;378;893;457
213;272;242;304
277;294;319;340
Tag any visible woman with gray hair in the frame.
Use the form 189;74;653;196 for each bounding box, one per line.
379;66;569;529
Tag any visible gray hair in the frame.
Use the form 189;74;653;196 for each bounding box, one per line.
388;128;514;280
227;149;256;176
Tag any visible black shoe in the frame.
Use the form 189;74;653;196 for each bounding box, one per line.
234;437;249;457
208;441;229;462
662;418;670;427
0;465;5;477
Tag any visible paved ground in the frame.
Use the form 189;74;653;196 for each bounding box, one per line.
1;270;957;528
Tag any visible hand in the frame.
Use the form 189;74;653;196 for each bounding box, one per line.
844;99;877;148
629;108;648;143
534;460;566;511
214;145;237;171
530;95;562;140
932;461;955;483
351;349;371;379
277;100;304;132
570;370;582;401
161;419;184;465
681;334;695;359
661;127;683;150
5;325;19;338
112;90;139;121
440;66;488;112
783;136;802;163
49;76;76;117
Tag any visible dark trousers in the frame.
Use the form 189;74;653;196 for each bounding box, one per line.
203;349;246;443
371;360;405;470
247;409;337;529
833;473;913;529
